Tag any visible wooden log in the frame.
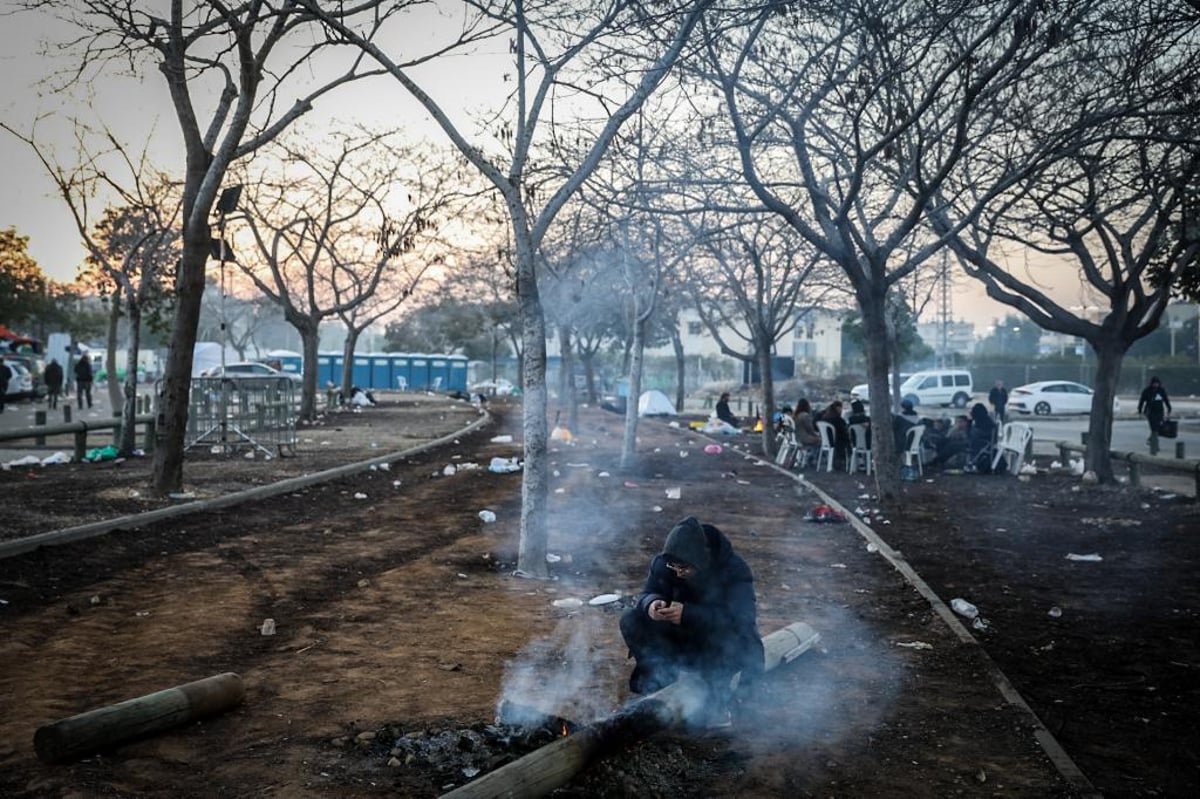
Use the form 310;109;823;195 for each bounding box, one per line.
440;621;819;799
34;672;245;764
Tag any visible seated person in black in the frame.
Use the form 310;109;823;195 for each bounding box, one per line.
846;399;871;447
927;415;970;468
620;517;763;728
818;400;850;465
892;399;921;452
966;402;996;470
715;392;739;428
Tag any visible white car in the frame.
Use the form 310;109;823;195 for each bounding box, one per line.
2;361;34;399
849;374;909;404
470;378;516;396
201;362;303;384
1008;381;1120;416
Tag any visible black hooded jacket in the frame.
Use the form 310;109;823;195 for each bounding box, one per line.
634;521;764;676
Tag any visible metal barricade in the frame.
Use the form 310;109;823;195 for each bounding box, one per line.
185;376;297;457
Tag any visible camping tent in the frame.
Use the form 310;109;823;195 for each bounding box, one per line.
637;389;677;417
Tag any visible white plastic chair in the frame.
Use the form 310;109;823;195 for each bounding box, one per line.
774;416;799;468
903;424;926;477
847;423;872;474
992;422;1033;475
815;421;836;472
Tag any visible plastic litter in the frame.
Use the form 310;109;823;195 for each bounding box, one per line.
1048;606;1063;618
488;457;522;473
353;492;368;499
588;593;621;606
1065;552;1103;562
545;553;561;563
950;598;979;619
443;464;457;476
478;510;497;523
40;452;70;466
490;435;514;443
84;445;119;463
704;444;723;455
665;487;681;500
804;505;847;523
260;618;276;636
896;641;933;650
551;598;584;609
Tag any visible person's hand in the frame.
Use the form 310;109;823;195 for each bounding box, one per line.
648;599;683;625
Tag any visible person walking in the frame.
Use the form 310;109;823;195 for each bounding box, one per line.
74;355;94;410
988;379;1009;424
1137;376;1172;452
619;516;763;729
0;360;11;413
43;358;64;410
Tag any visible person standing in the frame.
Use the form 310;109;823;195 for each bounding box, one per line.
620;516;763;728
988;379;1009;424
0;360;11;413
43;358;64;410
1137;376;1172;451
74;355;94;410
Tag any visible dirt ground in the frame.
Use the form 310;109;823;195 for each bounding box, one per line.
1;393;1197;798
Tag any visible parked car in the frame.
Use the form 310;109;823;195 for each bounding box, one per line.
201;362;303;384
853;369;972;408
1008;381;1120;416
2;360;35;400
850;374;910;404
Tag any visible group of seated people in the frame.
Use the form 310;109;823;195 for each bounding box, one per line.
777;396;1004;473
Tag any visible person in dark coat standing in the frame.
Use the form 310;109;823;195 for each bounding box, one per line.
43;358;64;410
73;355;94;410
1137;376;1172;451
988;379;1009;424
620;516;763;728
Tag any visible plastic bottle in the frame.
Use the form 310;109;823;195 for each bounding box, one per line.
950;598;979;619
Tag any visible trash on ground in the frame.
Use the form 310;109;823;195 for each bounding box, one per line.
950;598;979;619
551;598;584;609
1066;552;1103;562
1048;607;1063;618
804;505;847;523
84;445;120;463
896;641;933;650
665;487;681;499
443;464;457;476
703;444;723;455
588;593;621;606
353;492;368;499
40;452;70;466
488;457;522;473
490;435;514;443
478;510;497;523
545;553;561;563
260;618;276;636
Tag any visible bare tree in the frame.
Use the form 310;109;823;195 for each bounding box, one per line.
3;120;179;455
929;1;1200;481
233;130;449;420
14;0;409;492
699;0;1080;500
303;0;712;577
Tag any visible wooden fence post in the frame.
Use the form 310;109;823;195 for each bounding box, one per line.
35;410;47;446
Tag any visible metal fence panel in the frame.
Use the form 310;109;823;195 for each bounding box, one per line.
185;376;297;457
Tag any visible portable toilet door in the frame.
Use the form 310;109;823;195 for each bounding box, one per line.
351;354;372;388
369;354;392;390
389;353;411;391
274;352;303;380
329;354;346;388
317;353;336;387
448;355;468;391
428;356;449;391
408;354;431;389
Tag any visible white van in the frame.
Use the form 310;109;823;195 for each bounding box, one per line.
899;369;973;408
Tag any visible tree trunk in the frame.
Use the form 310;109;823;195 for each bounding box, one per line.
119;302;142;456
671;328;685;413
298;323;321;421
861;293;898;502
621;313;647;472
341;329;361;403
514;225;551;580
756;334;775;456
152;238;210;495
557;324;578;436
580;351;598;405
105;288;123;411
1085;338;1125;484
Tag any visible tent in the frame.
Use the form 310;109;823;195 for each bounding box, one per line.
637;389;677;417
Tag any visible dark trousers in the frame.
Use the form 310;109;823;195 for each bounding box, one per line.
77;381;93;409
619;607;742;701
0;383;7;412
47;388;60;409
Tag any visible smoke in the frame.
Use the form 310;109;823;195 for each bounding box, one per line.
495;611;622;727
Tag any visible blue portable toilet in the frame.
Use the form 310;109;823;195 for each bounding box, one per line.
328;353;346;387
269;350;303;380
351;355;371;387
408;354;431;389
317;352;336;386
369;353;392;390
389;353;411;390
428;356;450;391
448;355;468;391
